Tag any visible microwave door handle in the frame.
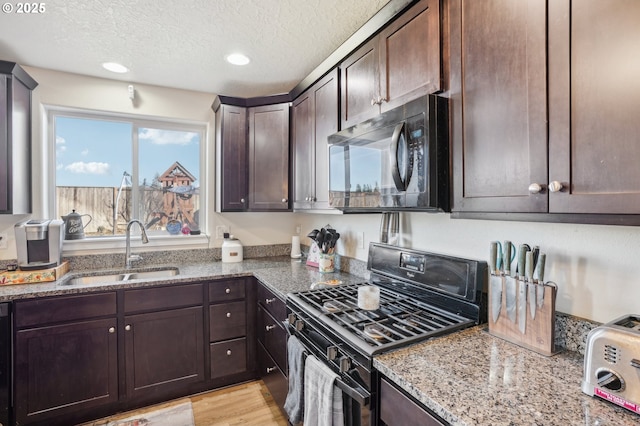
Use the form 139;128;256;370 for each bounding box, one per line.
389;122;407;191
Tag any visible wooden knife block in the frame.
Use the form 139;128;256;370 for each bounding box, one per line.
487;279;558;356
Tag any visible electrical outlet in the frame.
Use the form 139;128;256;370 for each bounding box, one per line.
357;232;365;249
295;224;301;234
0;232;7;249
215;225;229;239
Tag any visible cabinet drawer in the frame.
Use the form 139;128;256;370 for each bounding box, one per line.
380;378;444;426
210;337;247;379
209;279;245;302
15;292;116;328
124;283;203;313
258;342;288;410
258;283;286;321
209;301;246;342
257;305;287;371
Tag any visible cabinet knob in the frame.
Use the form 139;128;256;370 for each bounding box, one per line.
265;297;276;304
108;327;115;334
226;349;232;356
528;183;543;194
225;288;231;294
548;181;564;193
240;198;246;203
125;325;131;331
282;198;288;203
226;312;231;318
266;366;277;373
265;324;276;331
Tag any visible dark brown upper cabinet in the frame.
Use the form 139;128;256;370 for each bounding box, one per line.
292;69;339;212
451;0;640;221
213;96;290;212
450;0;548;214
340;0;441;128
0;61;38;215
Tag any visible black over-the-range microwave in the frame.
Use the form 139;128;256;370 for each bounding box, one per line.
327;94;449;212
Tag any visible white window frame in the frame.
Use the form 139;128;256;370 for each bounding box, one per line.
45;105;210;255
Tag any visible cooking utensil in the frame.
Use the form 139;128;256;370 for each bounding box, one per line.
307;229;319;240
535;253;546;308
528;246;539;320
511;244;527;327
489;241;502;323
503;241;516;323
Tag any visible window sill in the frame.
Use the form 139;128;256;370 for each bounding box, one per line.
62;234;210;256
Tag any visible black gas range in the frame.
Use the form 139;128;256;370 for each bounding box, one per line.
285;243;487;425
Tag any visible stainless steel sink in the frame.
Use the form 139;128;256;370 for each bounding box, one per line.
62;267;179;286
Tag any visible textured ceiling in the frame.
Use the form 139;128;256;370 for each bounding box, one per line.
0;0;390;97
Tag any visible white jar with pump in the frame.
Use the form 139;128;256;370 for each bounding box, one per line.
221;233;243;263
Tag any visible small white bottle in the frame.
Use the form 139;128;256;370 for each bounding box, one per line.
221;233;243;263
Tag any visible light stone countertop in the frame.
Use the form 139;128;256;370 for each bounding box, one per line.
0;256;366;301
374;326;639;426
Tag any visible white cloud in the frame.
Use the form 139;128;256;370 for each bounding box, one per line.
56;136;65;145
139;128;197;146
81;149;89;156
65;161;110;175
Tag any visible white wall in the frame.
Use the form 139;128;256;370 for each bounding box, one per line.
294;212;640;324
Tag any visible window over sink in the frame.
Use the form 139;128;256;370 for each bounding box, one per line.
48;108;206;245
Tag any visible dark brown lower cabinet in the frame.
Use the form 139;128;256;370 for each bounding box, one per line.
210;337;248;379
124;306;204;401
379;378;445;426
13;292;118;426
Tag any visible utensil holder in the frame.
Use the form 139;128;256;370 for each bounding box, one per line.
318;253;335;273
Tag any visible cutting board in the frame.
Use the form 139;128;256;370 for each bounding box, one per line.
488;280;559;356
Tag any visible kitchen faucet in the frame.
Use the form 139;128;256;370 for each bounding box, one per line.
125;219;149;268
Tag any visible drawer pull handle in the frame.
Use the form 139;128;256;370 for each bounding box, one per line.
265;324;276;331
108;327;115;334
266;366;277;373
225;288;231;294
226;312;231;318
265;298;276;304
226;349;232;356
125;325;131;331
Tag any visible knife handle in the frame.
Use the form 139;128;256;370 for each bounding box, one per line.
503;241;512;275
534;253;546;283
517;244;528;278
525;251;534;282
489;241;498;275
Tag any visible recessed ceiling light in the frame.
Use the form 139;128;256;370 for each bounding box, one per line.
226;53;250;66
102;62;129;73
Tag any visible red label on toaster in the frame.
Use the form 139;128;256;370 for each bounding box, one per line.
595;388;640;414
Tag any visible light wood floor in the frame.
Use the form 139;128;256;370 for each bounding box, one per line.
82;381;288;426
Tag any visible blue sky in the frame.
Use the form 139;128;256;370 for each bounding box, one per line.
55;116;200;188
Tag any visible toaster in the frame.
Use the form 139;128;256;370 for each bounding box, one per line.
582;314;640;415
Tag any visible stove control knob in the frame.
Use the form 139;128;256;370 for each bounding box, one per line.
327;346;338;361
597;369;625;392
339;356;351;373
288;313;296;325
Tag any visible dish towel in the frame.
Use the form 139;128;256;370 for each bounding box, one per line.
283;335;306;425
303;354;345;426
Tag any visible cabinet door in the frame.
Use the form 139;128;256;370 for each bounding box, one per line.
379;378;444;426
0;75;8;213
248;103;290;210
210;300;246;342
451;0;548;213
341;38;380;128
378;0;441;112
257;305;287;372
124;306;204;401
217;104;248;211
210;337;247;379
548;0;640;213
292;91;314;210
14;318;118;424
313;70;340;210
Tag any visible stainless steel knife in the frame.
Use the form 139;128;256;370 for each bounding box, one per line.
518;251;534;334
489;241;502;323
514;244;528;331
535;253;546;308
503;241;517;323
528;246;539;320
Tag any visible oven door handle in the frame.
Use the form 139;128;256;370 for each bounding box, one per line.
335;377;370;406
